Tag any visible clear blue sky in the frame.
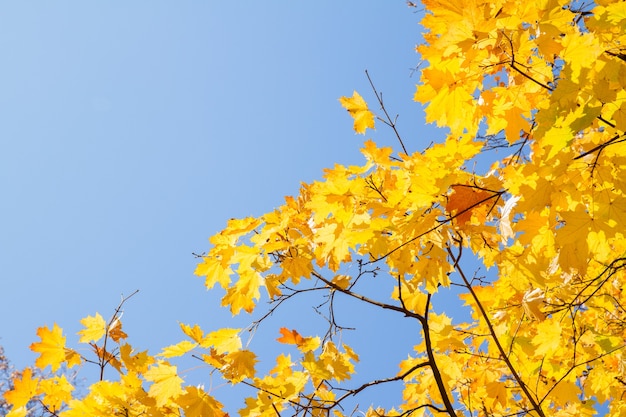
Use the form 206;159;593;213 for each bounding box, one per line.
0;2;445;411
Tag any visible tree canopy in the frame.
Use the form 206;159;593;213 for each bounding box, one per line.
3;0;626;416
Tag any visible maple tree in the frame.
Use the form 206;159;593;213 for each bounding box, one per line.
3;0;626;416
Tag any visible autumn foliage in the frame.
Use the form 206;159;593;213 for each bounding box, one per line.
4;0;626;416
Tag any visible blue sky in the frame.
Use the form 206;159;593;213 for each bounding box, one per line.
0;2;446;411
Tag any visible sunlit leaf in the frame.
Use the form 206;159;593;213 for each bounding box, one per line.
77;313;106;344
339;91;375;134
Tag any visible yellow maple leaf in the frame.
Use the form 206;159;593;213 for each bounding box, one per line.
532;320;562;356
39;375;73;412
30;324;75;372
303;342;358;384
160;340;198;358
202;348;227;369
222;350;258;383
561;32;602;82
222;270;263;314
4;368;39;409
180;323;206;344
77;313;106;344
339;91;375;134
119;343;153;373
176;386;227;417
331;274;351;290
485;381;508;408
200;328;242;354
144;361;184;407
548;379;581;407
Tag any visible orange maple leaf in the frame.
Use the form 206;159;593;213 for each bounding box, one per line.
446;185;498;225
277;328;320;352
277;328;305;345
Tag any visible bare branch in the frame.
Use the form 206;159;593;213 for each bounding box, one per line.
365;70;409;155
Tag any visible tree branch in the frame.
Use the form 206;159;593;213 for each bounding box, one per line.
312;270;426;323
365;70;409;155
447;241;546;417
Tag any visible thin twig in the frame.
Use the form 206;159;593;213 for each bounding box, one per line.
99;290;139;380
365;70;409;155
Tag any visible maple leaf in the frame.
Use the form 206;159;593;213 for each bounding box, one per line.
92;344;122;373
331;274;351;290
303;342;358;384
180;322;206;343
277;327;305;345
39;375;73;412
202;348;227;370
160;340;198;358
77;313;106;344
30;324;78;372
176;386;227;417
107;319;128;342
12;1;626;416
532;320;562;356
201;328;242;354
339;91;375;134
119;343;153;373
522;288;546;321
144;361;184;407
446;185;499;225
222;350;257;383
277;328;320;352
498;195;520;243
222;270;263;314
4;368;40;409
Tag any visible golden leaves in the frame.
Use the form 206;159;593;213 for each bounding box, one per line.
30;324;79;372
221;350;257;383
39;375;73;412
302;342;358;384
177;386;227;417
4;368;40;409
8;1;626;417
339;91;375;134
561;32;603;82
77;313;106;344
144;361;184;407
203;328;242;354
522;288;546;321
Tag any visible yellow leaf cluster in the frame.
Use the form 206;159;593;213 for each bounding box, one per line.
8;1;626;416
5;313;233;417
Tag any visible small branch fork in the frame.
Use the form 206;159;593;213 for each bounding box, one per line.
83;290;139;381
365;70;409;155
313;270;457;417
